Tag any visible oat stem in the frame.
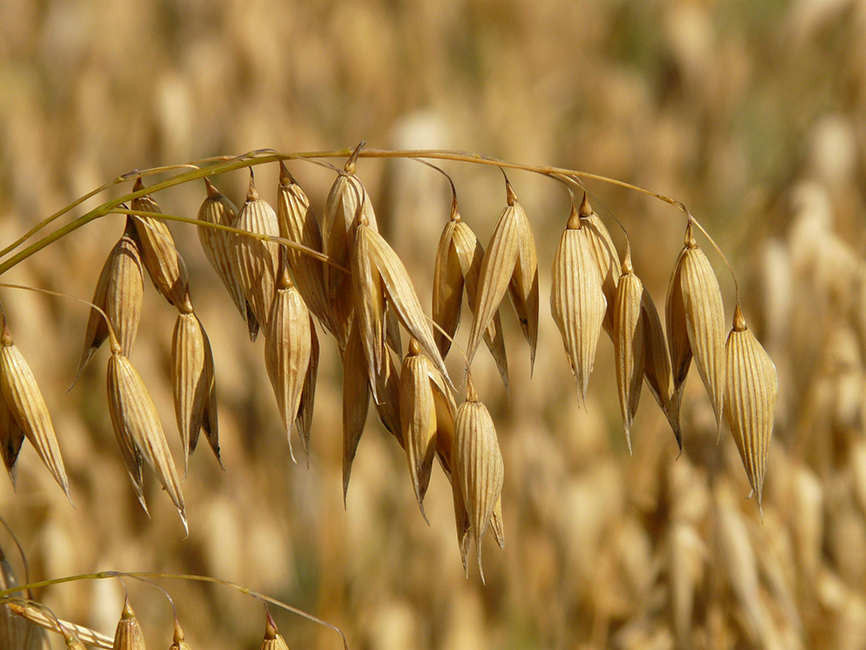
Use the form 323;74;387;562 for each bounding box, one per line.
0;571;349;650
0;147;689;276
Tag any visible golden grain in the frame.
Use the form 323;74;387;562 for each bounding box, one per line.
0;320;70;498
107;348;186;532
265;262;312;463
197;179;252;337
724;304;778;512
233;171;281;333
110;599;146;650
613;255;645;453
76;217;143;381
131;177;192;312
551;202;607;406
454;374;504;582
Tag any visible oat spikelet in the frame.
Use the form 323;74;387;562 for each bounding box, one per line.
168;620;192;650
550;202;607;406
172;311;219;475
265;261;312;463
233;170;281;333
356;222;454;392
725;304;778;513
0;546;46;650
372;348;403;447
107;346;186;532
322;160;378;346
342;320;370;506
0;320;70;498
490;495;505;549
400;338;456;520
640;290;681;450
197;179;254;338
75;217;143;381
111;599;146;650
467;180;538;372
578;194;619;335
351;218;389;402
613;254;645;453
276;162;330;329
454;374;504;582
667;222;726;429
131;177;192;312
433;203;509;388
260;612;290;650
296;318;318;460
0;392;24;488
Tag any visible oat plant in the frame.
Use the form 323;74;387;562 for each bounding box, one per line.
0;144;779;648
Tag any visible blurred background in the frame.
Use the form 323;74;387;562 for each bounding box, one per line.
1;0;866;648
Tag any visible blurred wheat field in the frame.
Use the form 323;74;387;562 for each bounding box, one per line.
1;1;866;649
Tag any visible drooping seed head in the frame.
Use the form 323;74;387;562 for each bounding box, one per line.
341;320;370;506
197;179;252;336
276;162;330;329
232;170;281;333
613;256;646;453
551;201;607;406
454;374;504;582
75;217;143;383
265;264;312;463
578;194;620;335
107;351;186;532
724;304;778;514
668;222;727;430
131;177;192;312
111;598;146;650
0;320;70;498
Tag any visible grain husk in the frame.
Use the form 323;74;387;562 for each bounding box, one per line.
233;171;281;333
433;204;509;388
265;262;312;463
75;217;143;381
550;203;607;406
400;339;455;520
578;194;619;335
613;256;645;453
640;289;681;450
171;311;218;475
108;348;186;532
454;375;504;582
197;179;253;337
724;304;778;512
342;319;370;505
111;599;146;650
466;180;538;372
131;177;192;312
668;222;726;429
0;320;70;498
276;162;330;329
